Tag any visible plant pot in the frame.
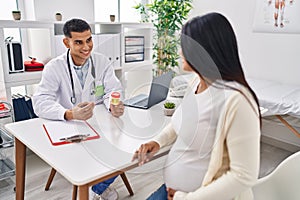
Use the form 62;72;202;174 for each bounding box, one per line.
55;13;62;21
12;11;21;20
164;108;175;116
110;15;115;22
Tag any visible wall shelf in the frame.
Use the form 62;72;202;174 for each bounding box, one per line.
0;21;154;101
0;20;54;29
4;71;43;84
0;20;55;102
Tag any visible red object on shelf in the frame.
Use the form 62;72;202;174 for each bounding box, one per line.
0;103;5;110
24;57;44;71
0;103;9;117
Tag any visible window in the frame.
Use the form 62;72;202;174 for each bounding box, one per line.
94;0;145;22
0;0;20;41
120;0;142;22
94;0;118;22
0;0;18;20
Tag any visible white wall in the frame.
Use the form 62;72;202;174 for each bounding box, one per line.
32;0;94;22
20;0;300;85
19;0;35;20
190;0;300;85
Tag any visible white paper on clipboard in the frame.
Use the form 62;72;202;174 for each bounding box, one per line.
43;120;100;145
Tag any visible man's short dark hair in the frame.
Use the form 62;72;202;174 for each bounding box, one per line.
63;18;91;38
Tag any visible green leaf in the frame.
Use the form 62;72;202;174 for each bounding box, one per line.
134;0;193;73
164;102;175;109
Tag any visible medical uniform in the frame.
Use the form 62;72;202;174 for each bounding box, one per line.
32;50;122;120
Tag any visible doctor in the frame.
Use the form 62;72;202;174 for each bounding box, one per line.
32;18;122;199
32;18;124;121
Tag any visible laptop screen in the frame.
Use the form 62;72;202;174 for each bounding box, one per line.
124;71;173;109
147;71;173;107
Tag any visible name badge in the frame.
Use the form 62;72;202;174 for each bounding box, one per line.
95;85;104;97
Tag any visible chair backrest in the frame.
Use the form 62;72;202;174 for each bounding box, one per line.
252;151;300;200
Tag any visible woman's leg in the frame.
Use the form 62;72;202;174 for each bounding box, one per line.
146;184;168;200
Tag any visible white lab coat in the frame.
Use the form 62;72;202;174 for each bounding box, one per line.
32;51;122;120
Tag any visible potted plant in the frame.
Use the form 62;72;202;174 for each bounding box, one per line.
12;10;21;20
135;0;193;75
110;15;116;22
163;101;176;116
55;12;62;21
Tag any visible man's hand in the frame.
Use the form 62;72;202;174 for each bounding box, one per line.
167;187;177;200
132;141;160;166
110;101;124;117
65;102;95;120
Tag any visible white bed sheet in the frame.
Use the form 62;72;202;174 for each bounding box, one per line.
247;78;300;117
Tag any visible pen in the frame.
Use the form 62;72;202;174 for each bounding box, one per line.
59;134;90;143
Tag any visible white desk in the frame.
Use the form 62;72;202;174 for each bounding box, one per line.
5;104;171;200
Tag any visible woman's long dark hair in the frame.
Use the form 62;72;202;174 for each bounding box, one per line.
181;12;261;126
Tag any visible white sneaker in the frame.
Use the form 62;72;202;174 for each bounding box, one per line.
100;187;118;200
89;187;101;200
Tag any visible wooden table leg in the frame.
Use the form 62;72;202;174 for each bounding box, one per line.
15;138;26;200
78;184;88;200
120;172;134;196
45;168;57;190
72;185;78;200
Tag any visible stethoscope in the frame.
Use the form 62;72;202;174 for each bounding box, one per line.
67;49;96;104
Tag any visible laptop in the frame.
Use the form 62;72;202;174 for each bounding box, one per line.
124;71;173;109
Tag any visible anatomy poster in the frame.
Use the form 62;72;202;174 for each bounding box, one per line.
253;0;300;33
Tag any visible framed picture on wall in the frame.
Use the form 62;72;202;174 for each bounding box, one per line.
253;0;300;33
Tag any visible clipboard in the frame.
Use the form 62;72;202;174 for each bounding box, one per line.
43;120;100;146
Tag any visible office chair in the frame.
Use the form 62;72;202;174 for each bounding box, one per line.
252;151;300;200
45;168;134;200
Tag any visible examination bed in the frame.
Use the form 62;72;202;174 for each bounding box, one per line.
247;78;300;138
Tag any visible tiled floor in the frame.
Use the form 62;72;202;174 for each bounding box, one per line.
0;141;296;200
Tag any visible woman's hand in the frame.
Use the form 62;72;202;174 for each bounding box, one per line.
132;141;160;165
167;187;177;200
